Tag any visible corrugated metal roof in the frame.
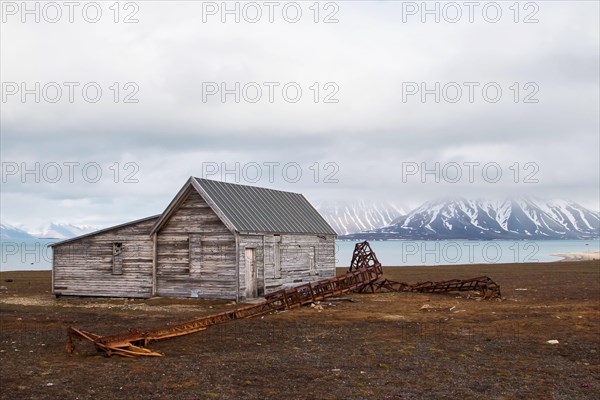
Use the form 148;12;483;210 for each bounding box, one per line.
194;178;336;235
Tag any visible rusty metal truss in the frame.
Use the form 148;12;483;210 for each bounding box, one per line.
66;241;500;357
371;276;501;298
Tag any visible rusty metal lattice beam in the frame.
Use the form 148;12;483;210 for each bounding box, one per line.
66;241;500;357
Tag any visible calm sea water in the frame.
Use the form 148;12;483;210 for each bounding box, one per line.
334;239;600;267
1;238;598;271
1;239;58;271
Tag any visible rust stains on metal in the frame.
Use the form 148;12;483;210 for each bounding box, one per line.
66;241;500;357
372;276;501;298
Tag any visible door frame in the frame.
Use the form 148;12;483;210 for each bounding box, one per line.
245;247;258;298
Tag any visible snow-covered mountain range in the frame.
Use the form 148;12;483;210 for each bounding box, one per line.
1;223;98;240
2;197;598;241
341;198;600;240
28;223;98;239
315;201;407;235
0;224;35;239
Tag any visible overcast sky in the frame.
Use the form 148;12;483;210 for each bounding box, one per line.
1;0;599;229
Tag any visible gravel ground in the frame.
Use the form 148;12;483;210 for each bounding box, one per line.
1;261;598;399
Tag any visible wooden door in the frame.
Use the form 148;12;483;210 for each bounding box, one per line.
245;248;257;298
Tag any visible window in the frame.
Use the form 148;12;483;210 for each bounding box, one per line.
112;243;123;275
274;236;281;279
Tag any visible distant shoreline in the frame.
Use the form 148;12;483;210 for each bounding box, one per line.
550;251;600;262
3;257;600;273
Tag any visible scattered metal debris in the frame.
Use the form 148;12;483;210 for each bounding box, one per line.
373;275;501;299
66;241;501;357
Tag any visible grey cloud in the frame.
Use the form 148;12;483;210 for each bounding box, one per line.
1;1;598;228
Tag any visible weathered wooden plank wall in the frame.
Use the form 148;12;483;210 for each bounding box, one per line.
53;218;158;298
156;189;237;299
239;234;336;300
53;185;336;300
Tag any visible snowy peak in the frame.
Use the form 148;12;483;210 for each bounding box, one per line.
0;224;35;240
1;222;99;239
343;197;599;240
316;201;407;235
28;223;99;239
523;198;599;233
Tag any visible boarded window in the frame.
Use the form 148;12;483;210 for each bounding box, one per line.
112;243;123;275
274;237;281;279
189;234;202;275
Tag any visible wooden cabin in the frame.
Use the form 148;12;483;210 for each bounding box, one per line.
51;177;337;301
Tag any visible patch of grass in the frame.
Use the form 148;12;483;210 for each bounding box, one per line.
397;345;416;356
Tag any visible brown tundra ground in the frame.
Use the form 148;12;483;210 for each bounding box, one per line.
1;261;599;400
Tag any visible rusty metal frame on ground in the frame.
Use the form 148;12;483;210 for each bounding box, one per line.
66;241;501;357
